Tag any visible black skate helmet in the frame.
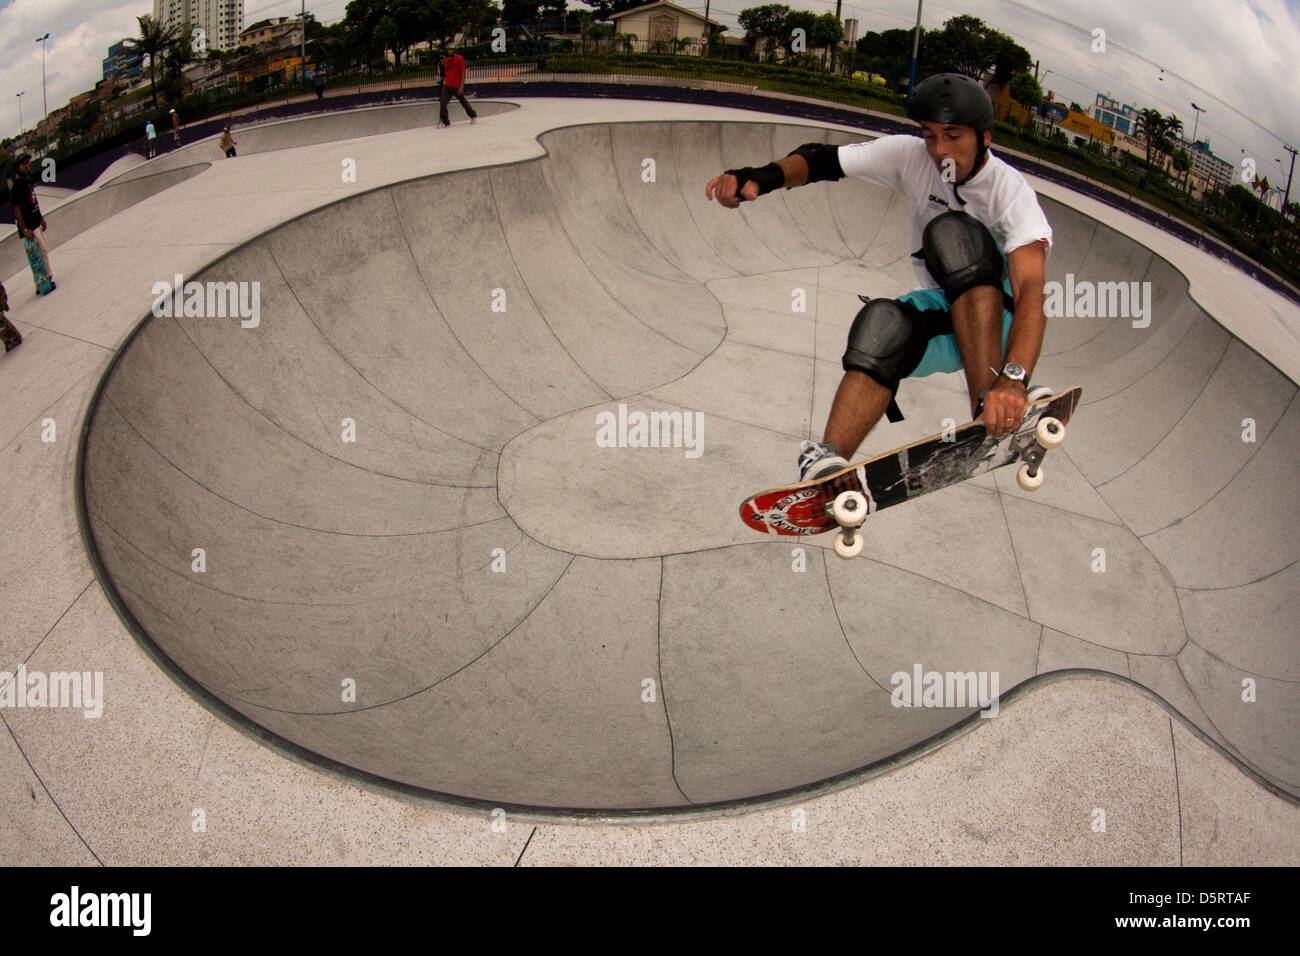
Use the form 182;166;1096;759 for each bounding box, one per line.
907;72;996;131
907;72;996;189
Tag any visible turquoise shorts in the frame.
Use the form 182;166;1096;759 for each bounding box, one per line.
897;265;1014;379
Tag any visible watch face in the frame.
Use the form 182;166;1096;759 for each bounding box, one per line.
1003;363;1026;380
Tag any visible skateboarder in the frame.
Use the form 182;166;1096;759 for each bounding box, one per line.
11;153;55;291
705;73;1054;481
436;44;477;128
220;126;238;158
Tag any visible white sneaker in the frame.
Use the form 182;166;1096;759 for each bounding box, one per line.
796;440;850;482
1027;384;1054;403
469;116;477;124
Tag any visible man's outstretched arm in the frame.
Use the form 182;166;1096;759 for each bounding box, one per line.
706;143;845;207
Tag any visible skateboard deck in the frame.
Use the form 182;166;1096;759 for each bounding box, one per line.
740;386;1082;542
24;238;53;295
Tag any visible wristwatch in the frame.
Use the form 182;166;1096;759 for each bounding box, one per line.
999;363;1028;386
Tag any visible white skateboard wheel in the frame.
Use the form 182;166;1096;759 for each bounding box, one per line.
1036;417;1065;449
1017;462;1045;491
831;490;868;527
834;528;865;559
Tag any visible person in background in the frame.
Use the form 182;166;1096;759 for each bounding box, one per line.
437;44;477;128
145;119;157;159
0;281;21;353
220;126;238;158
11;153;54;291
313;67;326;100
170;108;181;149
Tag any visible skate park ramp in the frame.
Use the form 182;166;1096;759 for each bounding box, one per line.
0;165;207;281
80;120;1299;813
3;102;517;289
101;100;519;186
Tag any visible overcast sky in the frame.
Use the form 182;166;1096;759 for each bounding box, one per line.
1;0;1297;190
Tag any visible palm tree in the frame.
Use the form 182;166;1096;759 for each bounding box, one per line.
1133;108;1162;167
126;15;174;109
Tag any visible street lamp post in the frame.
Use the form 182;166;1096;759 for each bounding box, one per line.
1280;145;1297;217
16;91;25;136
1270;148;1297;254
36;33;50;152
1186;102;1205;195
905;1;922;106
1039;71;1054;138
301;0;307;92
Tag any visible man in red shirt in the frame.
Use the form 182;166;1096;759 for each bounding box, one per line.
437;44;478;128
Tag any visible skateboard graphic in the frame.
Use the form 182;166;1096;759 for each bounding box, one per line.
24;238;54;295
740;386;1082;559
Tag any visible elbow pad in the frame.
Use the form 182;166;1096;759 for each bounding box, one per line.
787;142;845;183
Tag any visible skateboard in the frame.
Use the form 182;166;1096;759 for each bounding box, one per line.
24;237;54;295
740;386;1082;559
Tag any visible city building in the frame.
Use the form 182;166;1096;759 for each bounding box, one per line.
239;17;304;50
153;0;245;53
609;1;723;54
1090;94;1140;135
1177;138;1234;198
103;40;145;82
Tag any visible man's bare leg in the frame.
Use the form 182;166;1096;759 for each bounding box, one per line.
948;285;1004;417
822;370;894;461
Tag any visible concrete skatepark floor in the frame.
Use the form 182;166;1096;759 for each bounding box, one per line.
71;119;1298;813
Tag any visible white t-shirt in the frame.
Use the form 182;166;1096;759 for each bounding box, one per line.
837;134;1053;291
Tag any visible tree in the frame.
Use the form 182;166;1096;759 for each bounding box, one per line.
540;0;568;25
785;9;816;62
503;0;543;26
126;15;175;109
1133;108;1162;166
1154;114;1183;176
161;24;196;102
1006;72;1042;126
855;27;919;86
346;0;388;68
1172;148;1191;191
739;4;791;63
920;14;1030;84
583;0;644;19
810;12;843;71
985;32;1030;85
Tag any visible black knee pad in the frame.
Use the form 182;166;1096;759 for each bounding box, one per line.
919;211;1004;303
842;298;931;390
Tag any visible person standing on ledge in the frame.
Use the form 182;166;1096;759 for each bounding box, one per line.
437;43;477;128
705;73;1054;481
12;153;55;292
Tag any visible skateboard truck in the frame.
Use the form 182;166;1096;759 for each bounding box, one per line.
1015;417;1066;491
829;490;868;559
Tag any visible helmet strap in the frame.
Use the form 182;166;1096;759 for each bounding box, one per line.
952;132;990;203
